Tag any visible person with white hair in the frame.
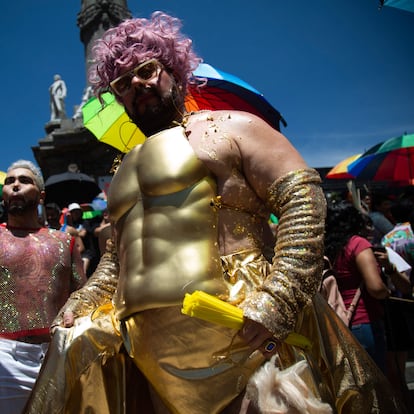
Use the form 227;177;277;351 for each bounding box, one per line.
0;160;86;414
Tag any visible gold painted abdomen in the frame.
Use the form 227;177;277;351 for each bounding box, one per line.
111;127;228;319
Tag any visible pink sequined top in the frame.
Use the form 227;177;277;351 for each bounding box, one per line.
0;225;86;341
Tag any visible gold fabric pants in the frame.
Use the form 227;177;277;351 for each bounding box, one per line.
121;307;264;414
24;250;407;414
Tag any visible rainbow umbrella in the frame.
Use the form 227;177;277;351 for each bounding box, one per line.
325;153;362;180
186;63;285;130
82;63;285;153
82;92;145;153
347;133;414;184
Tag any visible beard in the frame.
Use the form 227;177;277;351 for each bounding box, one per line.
5;198;39;216
125;84;184;137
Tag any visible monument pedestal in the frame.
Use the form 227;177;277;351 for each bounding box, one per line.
33;118;119;184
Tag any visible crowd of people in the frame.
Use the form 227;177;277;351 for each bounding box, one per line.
44;201;110;277
0;10;413;414
324;188;414;412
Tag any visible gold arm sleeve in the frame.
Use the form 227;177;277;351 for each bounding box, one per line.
241;168;326;340
52;239;120;328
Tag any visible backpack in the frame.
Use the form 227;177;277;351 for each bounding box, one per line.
320;267;362;327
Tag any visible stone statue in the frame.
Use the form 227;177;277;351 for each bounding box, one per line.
49;74;67;121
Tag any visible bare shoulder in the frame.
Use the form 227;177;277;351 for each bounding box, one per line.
185;110;247;166
187;109;307;176
186;110;271;142
188;110;292;146
187;109;262;129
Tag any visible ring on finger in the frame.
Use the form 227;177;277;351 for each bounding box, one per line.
264;339;277;352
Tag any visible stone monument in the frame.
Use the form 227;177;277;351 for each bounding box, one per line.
49;74;67;121
32;0;131;181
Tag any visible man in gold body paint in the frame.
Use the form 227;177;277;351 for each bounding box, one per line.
24;11;406;414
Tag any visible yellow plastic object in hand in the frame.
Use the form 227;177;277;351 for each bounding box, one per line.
182;291;311;351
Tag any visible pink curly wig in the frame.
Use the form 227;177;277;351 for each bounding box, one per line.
89;11;201;98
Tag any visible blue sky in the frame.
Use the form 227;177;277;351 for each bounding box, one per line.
1;0;413;173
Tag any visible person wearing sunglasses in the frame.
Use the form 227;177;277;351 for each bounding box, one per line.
25;11;401;414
